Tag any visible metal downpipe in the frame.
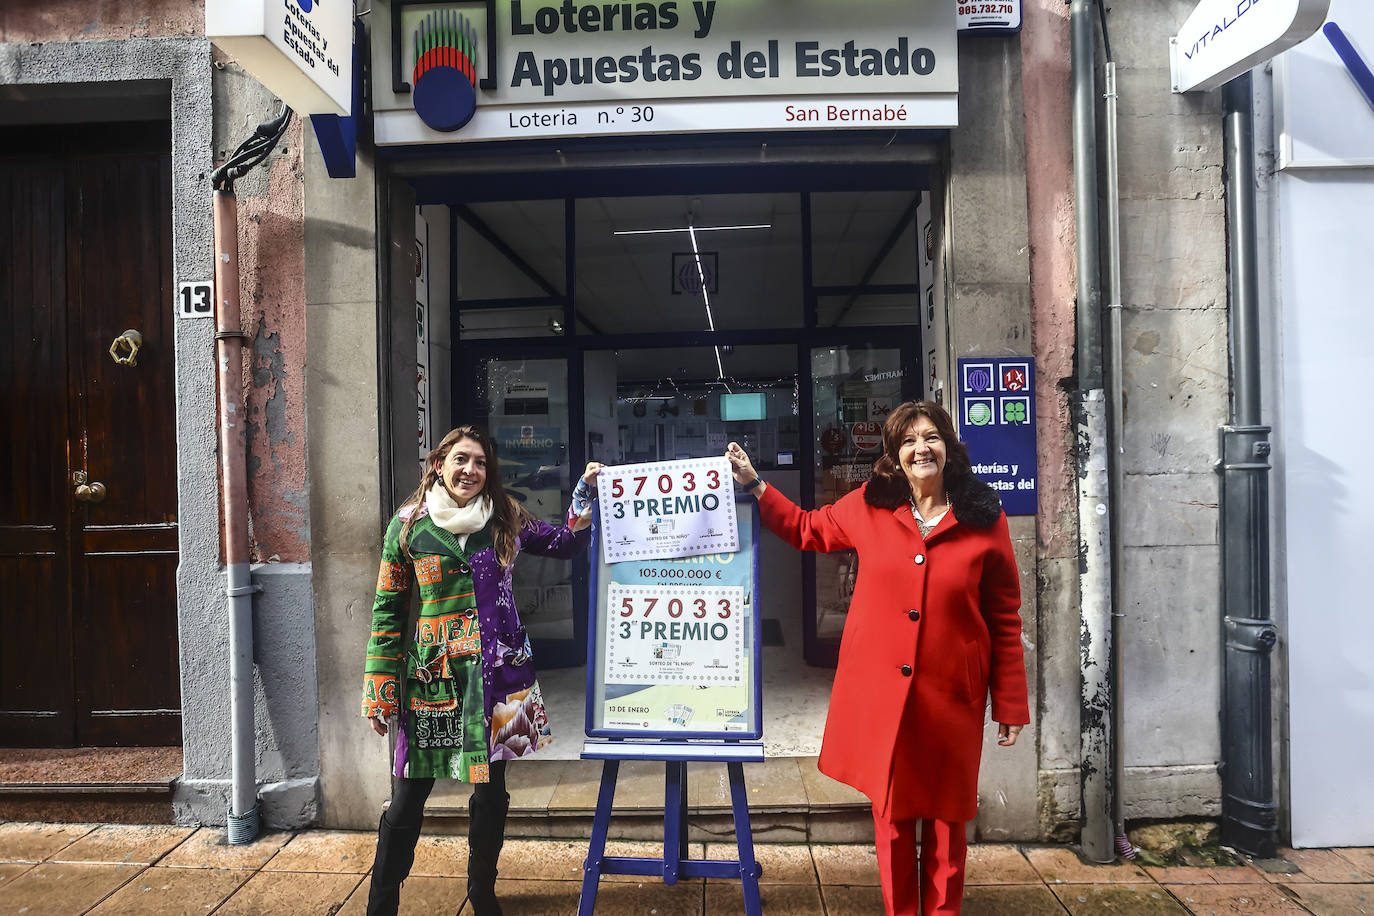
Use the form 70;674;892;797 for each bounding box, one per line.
1219;73;1278;857
1071;0;1116;863
213;189;260;844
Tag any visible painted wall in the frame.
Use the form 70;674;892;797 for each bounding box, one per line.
0;0;202;42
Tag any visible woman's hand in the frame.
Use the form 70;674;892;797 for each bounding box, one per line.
997;723;1023;747
725;442;757;485
369;716;388;737
581;462;604;486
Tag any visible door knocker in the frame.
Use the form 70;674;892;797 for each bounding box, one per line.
109;329;143;367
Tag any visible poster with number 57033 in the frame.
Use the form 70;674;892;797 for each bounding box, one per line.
596;457;739;564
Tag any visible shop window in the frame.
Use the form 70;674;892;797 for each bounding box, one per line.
815;293;921;328
455;200;566;301
459;305;566;340
810;191;920;287
576;194;803;334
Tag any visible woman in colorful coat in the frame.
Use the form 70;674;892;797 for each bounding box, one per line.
727;401;1029;916
361;424;601;916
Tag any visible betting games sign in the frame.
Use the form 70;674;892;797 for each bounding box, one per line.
957;356;1038;516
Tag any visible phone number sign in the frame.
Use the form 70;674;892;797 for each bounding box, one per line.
957;0;1022;33
596;457;739;563
604;583;745;686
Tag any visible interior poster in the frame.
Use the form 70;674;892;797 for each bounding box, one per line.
596;457;739;563
588;500;760;738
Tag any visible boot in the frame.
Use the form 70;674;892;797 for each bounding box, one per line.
465;787;510;916
367;812;423;916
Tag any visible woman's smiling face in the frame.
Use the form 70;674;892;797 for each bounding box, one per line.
437;437;487;506
898;416;946;490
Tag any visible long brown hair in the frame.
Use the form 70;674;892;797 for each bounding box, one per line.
866;400;972;507
398;425;530;568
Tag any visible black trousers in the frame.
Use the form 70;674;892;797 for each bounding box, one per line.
383;759;508;830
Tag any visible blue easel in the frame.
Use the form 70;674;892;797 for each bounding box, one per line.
576;740;765;916
578;497;764;915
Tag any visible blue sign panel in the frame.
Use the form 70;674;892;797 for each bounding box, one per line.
957;357;1037;516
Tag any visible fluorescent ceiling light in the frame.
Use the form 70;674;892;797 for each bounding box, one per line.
612;223;771;236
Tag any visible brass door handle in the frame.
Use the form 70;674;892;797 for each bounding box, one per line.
75;481;107;503
109;329;143;367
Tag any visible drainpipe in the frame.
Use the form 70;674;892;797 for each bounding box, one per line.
209;107;293;844
1071;0;1117;864
1218;73;1278;858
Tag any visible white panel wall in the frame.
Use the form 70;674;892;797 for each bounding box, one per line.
1278;173;1374;848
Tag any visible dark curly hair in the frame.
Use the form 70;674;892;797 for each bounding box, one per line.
864;400;972;510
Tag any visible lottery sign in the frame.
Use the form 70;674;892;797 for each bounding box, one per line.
597;457;739;563
604;583;746;687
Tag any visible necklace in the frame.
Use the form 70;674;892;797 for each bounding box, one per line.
911;491;951;539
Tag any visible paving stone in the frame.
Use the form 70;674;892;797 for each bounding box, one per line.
600;840;707;884
1274;847;1370;883
263;829;375;873
1336;848;1374;878
810;843;880;886
337;875;469;915
48;825;194;865
408;833;468;877
0;822;95;863
501;876;703;915
703;842;814;885
707;880;824;914
1289;882;1374;916
1163;882;1311;914
1145;865;1219;885
1025;847;1150;884
820;883;887;915
214;870;366;915
966;844;1040;885
157;827;291;870
0;862;142;916
0;863;32;888
1052;883;1189;914
89;865;251;914
962;884;1070;915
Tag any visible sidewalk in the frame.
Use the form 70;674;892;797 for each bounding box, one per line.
0;821;1370;914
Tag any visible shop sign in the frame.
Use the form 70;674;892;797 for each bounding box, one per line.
956;1;1023;34
373;0;958;144
207;0;353;115
1171;0;1331;93
957;357;1037;516
597;457;739;563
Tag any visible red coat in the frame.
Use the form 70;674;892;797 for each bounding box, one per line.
758;478;1028;822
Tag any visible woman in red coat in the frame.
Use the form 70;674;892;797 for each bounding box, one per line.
727;400;1028;915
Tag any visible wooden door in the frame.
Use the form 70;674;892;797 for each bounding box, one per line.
0;123;180;746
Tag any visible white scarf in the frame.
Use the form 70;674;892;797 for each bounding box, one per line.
425;483;493;550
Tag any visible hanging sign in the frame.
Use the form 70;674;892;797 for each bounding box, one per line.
596;457;739;563
207;0;353;116
958;357;1038;516
956;1;1023;34
1171;0;1331;93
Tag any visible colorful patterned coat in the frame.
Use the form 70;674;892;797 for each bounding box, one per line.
362;501;590;781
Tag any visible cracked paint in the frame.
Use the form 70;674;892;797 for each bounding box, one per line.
234;120;309;564
0;0;202;41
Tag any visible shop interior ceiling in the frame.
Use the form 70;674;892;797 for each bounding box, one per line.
455;191;920;384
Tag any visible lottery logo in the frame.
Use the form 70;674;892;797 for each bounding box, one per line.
1002;367;1028;391
412;10;480;132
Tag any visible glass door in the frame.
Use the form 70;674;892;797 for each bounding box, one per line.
804;343;920;665
464;351;587;667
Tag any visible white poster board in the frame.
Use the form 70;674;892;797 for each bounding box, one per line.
596;458;739;563
603;584;746;686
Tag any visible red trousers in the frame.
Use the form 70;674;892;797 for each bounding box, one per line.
873;810;968;915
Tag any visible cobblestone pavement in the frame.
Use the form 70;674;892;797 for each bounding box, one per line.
0;821;1370;914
